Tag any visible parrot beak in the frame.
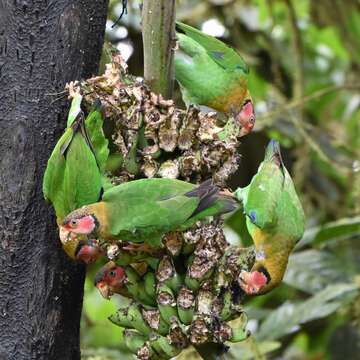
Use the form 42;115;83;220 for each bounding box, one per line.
239;270;268;295
59;226;73;244
96;281;112;299
237;100;255;137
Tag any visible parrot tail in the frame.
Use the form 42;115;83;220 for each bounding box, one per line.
186;179;237;216
264;139;283;166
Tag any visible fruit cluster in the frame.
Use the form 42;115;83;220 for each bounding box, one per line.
97;221;255;359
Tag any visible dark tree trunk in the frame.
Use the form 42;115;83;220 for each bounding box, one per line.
0;1;108;359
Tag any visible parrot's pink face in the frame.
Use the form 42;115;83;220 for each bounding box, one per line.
237;101;255;137
95;264;126;299
75;240;103;264
239;270;268;295
62;215;96;234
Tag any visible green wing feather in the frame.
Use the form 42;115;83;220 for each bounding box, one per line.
43;128;72;219
239;140;305;243
84;100;109;172
102;179;236;245
244;161;284;230
43;97;110;220
175;22;250;109
103;179;197;237
176;21;248;74
239;140;285;231
63;132;102;216
274;167;305;242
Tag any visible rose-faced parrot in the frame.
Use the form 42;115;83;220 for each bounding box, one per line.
59;179;237;260
43;94;110;261
175;21;255;136
235;140;305;295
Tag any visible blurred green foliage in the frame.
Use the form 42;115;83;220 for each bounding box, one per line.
82;0;360;358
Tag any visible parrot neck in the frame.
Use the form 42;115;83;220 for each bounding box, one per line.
209;81;250;113
252;234;293;295
85;202;109;238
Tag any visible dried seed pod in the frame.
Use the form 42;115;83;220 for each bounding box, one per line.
189;316;211;344
168;317;188;349
162;231;183;257
156;256;183;293
141;307;169;336
142;155;158;178
157;284;178;324
179;152;201;179
157;160;179;179
195;288;215;316
158;114;180;152
177;286;195;325
177;110;199;150
136;341;153;360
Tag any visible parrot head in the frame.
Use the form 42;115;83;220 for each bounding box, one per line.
94;261;126;299
75;239;103;264
238;269;269;295
59;226;103;264
236;99;255;137
62;207;98;235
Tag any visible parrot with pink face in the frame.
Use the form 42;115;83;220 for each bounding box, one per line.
175;21;255;136
235;140;305;295
59;178;237;261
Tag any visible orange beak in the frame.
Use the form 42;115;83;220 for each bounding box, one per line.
96;281;112;299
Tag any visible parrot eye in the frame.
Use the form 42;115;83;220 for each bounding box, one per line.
70;219;78;227
108;270;116;278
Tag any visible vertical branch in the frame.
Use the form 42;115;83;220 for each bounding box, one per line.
284;0;308;189
142;0;176;99
284;0;304;113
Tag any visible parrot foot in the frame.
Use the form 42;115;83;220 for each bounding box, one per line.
121;242;154;254
238;270;267;295
219;188;235;198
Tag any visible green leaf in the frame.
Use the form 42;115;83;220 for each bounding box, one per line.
257;283;358;341
284;249;351;294
297;217;360;248
226;339;281;359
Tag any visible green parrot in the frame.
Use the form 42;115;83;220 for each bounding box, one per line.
43;95;109;261
235;140;305;295
175;21;255;136
59;178;237;260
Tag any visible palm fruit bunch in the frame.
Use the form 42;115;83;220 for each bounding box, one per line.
79;54;250;186
94;222;256;360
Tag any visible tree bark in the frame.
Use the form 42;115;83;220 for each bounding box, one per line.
0;1;108;359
